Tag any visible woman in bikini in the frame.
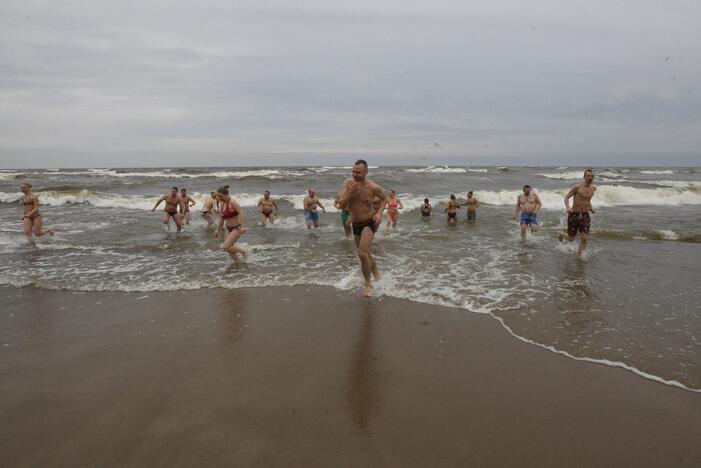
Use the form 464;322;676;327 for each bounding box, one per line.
19;182;54;238
384;189;403;231
200;192;218;227
420;198;432;219
445;194;460;224
214;185;249;263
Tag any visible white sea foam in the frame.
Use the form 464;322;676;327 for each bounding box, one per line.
658;230;680;240
540;171;625;180
406;166;487;174
85;168;306;179
640;170;675;175
0;171;23;180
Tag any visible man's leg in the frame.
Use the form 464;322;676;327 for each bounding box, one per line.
174;214;183;233
530;222;539;234
577;232;588;258
520;223;527;241
161;212;171;231
355;227;377;297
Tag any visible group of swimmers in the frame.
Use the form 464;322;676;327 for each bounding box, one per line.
17;163;597;296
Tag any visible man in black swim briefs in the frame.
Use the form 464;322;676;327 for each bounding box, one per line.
337;159;387;297
151;187;183;232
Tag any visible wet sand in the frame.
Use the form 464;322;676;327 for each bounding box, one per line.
1;285;700;467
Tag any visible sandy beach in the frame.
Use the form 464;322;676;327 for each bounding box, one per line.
1;285;700;467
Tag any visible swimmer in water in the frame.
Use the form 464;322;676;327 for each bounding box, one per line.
336;159;387;297
463;191;480;221
19;182;54;238
151;186;183;232
334;194;352;238
384;189;403;231
445;194;460;224
303;188;326;230
513;184;542;241
200;192;218;227
214;185;249;264
420;198;432;218
559;169;597;259
257;191;279;225
178;188;197;225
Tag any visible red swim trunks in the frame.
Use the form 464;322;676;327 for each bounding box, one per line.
567;212;591;237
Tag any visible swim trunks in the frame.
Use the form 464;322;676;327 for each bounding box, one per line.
352;219;378;236
467;210;477;221
340;210;350;223
448;212;457;220
305;210;320;222
421;211;431;217
520;212;538;225
567;212;591;237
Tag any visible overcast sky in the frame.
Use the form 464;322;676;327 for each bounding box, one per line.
1;0;700;168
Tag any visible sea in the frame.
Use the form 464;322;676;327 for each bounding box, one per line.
1;165;700;391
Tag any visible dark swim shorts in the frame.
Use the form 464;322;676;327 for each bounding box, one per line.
567;212;591;237
352;219;378;236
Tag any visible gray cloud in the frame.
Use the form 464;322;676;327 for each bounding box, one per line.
1;0;700;167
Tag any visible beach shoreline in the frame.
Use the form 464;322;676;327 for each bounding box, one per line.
1;285;700;467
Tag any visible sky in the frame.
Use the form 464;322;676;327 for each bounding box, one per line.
1;0;700;168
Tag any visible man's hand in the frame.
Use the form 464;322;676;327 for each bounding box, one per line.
590;208;596;214
373;212;382;225
240;227;247;234
213;230;220;238
151;208;155;212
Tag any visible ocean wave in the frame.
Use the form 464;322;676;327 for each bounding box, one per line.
85;168;307;179
539;171;626;180
640;170;675;175
406;166;488;174
2;184;701;211
0;171;23;180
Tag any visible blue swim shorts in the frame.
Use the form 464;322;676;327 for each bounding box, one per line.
520;212;538;225
305;210;320;221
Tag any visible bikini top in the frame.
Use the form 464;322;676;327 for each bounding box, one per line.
21;196;34;206
388;199;399;209
221;202;239;219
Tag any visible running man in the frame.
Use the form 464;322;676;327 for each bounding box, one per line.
559;169;597;258
334;195;352;238
463;191;480;221
178;188;196;225
513;185;542;240
445;194;460;224
337;159;388;297
200;191;218;227
257;191;279;225
19;182;54;238
151;187;183;232
420;198;432;218
303;188;325;229
384;190;403;230
214;185;249;263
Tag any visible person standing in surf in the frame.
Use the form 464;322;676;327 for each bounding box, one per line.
214;185;249;264
19;182;54;238
513;185;542;240
303;188;325;229
559;169;597;259
420;198;432;219
200;191;219;227
337;159;388;297
334;195;352;238
257;191;279;225
463;191;480;221
178;188;197;225
151;187;183;232
445;194;460;224
384;190;403;231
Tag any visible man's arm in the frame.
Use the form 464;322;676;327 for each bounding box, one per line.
257;198;263;212
534;194;542;213
188;196;196;207
273;199;279;213
151;195;166;212
303;197;310;211
474;198;480;209
336;179;353;207
563;186;577;212
316;198;325;212
513;196;521;219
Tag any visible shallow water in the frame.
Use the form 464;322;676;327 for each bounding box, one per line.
1;165;700;389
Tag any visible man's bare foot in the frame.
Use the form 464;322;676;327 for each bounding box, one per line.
363;284;373;298
242;251;250;264
558;231;565;242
